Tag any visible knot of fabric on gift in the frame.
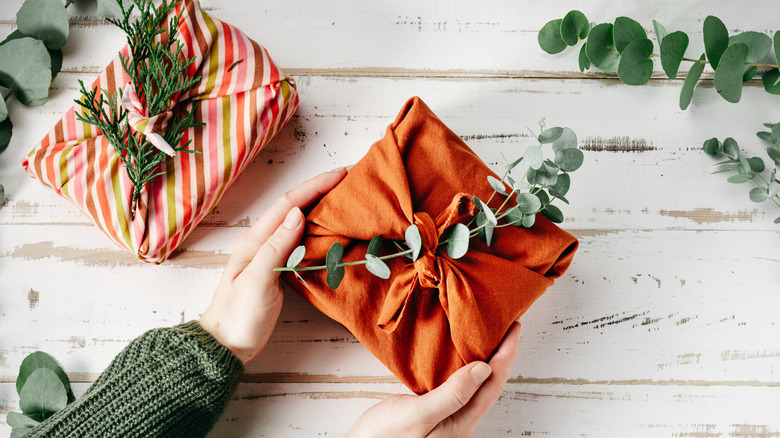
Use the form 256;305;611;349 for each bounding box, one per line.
121;84;177;157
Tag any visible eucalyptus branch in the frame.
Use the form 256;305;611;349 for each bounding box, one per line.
278;120;584;290
539;11;780;110
703;123;780;223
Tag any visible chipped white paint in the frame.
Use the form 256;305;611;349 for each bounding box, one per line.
1;0;780;436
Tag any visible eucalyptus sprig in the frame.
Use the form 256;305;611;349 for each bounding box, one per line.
703;122;780;223
539;11;780;109
8;351;74;437
276;120;584;289
74;0;202;217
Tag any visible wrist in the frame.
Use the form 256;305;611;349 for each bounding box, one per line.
198;313;256;365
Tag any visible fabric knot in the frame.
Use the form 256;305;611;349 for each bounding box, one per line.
121;84;177;157
412;212;440;288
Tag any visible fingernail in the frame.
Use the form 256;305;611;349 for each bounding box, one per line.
469;362;492;386
282;207;302;230
329;166;347;173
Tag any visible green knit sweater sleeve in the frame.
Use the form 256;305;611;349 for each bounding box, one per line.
25;321;244;438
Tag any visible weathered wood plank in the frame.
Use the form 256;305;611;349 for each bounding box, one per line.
2;381;780;437
2;227;778;383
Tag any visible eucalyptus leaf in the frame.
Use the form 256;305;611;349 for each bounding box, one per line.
6;412;40;429
0;117;13;154
444;223;470;259
286;245;305;268
703;137;720;156
767;147;780;166
0;97;6;124
714;43;748;103
484;223;494;246
16;351;72;403
727;174;751;184
96;0;133;19
723;137;740;159
749;187;768;202
775;33;780;71
526;168;538;185
19;368;67;416
535;189;551;206
539;19;567;54
703;15;729;70
17;0;69;50
516;193;542;214
729;31;772;63
551;173;571;197
405;224;423;261
542;204;564;223
1;30;62;78
652;19;668;44
618;38;654;85
775;216;780;224
763;69;780;95
0;184;4;206
747;156;765;173
555;148;584;172
364;254;391;280
538;127;564;144
0;38;52;106
578;44;591;71
551;127;577;152
367;235;383;257
521;213;536;227
479;199;497;226
757;131;772;142
561;10;589;46
523;146;544;169
680;54;706;110
504;207;523;226
505;156;523;170
487;175;507;195
586;23;620;72
769;123;780;143
738;157;752;176
660;31;689;79
768;181;779;198
325;242;344;274
327;266;345;290
742;65;758;83
613;16;647;54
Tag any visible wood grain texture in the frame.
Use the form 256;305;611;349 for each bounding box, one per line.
1;0;779;435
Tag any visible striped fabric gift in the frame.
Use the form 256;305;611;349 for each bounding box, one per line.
21;0;298;263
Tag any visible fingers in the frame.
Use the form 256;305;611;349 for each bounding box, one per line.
452;323;522;427
414;361;493;425
225;167;348;279
238;206;305;289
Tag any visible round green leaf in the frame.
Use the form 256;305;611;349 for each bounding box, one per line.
326;242;344;274
652;20;668;45
551;172;571;197
405;224;422;261
326;265;345;290
0;38;52;106
749;187;768;202
614;16;647;54
763;69;780;95
618;39;654;85
660;31;689;79
723;137;740;159
561;10;589;46
286;245;305;268
703;16;729;70
17;0;69;50
680;54;706;110
703;137;720;156
747;157;765;173
16;351;71;401
742;65;758;83
768;181;780;198
0;117;11;154
767;147;780;166
1;30;61;79
6;412;40;429
445;223;470;260
538;127;563;144
367;235;383;257
535;189;551;206
19;368;67;416
364;254;391;279
727;174;750;184
775;216;780;224
516;193;542;215
487;175;507;195
552;127;577;152
578;44;591;71
503;207;522;226
542;204;564;223
555;148;584;172
738;157;752;176
521;213;536;228
714;43;748;103
96;0;132;19
586;23;620;73
523;146;543;170
479;199;497;226
539;19;567;54
729;31;771;63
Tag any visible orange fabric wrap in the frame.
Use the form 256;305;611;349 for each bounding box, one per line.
283;97;578;394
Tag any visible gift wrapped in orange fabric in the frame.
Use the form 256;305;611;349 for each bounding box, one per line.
283;97;578;394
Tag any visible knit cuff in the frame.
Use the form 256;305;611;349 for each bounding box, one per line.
170;320;245;379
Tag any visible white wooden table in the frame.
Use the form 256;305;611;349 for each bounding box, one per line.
2;1;780;436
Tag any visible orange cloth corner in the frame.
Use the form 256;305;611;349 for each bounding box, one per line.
283;97;578;394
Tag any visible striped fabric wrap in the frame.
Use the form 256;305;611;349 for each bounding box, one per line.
21;0;298;263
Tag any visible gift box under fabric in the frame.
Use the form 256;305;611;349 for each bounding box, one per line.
284;97;579;394
22;0;298;263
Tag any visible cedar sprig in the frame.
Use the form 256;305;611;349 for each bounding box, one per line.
276;120;584;289
75;0;203;218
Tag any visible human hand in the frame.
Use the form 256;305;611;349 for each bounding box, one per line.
347;322;522;438
199;168;348;365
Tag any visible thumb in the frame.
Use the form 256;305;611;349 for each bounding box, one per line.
415;362;492;424
242;207;305;284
